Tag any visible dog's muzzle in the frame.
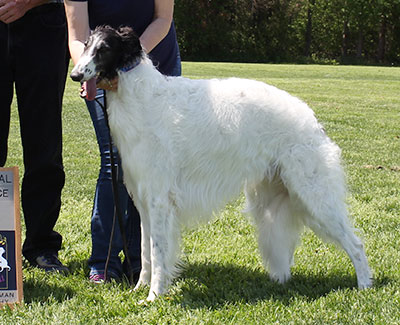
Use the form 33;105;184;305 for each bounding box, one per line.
70;71;85;82
70;56;98;83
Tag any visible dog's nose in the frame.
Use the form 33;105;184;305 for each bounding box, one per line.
70;71;84;82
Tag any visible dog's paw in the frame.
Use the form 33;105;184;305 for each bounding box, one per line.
137;299;148;306
358;277;373;289
270;270;291;284
146;291;157;302
136;292;157;305
133;280;147;291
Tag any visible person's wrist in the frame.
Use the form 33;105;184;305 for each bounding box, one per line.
18;0;49;11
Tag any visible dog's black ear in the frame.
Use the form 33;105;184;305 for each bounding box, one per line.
117;26;142;65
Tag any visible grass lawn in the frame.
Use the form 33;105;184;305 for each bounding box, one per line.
1;62;399;324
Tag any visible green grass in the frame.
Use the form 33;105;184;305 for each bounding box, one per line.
1;62;400;324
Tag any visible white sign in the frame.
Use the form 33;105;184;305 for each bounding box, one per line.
0;167;23;307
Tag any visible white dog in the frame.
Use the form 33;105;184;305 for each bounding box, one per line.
0;247;11;272
71;26;372;302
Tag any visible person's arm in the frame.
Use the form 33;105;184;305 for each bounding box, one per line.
139;0;174;53
64;0;101;99
0;0;49;24
64;0;90;65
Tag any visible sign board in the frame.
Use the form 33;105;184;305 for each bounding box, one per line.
0;167;23;307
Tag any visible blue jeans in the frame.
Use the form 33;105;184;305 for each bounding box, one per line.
86;51;181;278
86;89;141;278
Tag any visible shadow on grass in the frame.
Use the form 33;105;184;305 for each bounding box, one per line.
21;258;135;304
21;259;390;307
23;277;76;304
22;258;87;304
174;261;373;309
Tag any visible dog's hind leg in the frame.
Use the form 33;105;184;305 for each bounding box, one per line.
145;195;181;302
301;200;372;289
280;150;372;289
245;178;304;284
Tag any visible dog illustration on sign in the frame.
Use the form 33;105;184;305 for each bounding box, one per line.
0;247;11;272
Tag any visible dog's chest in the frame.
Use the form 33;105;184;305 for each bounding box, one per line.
108;102;170;175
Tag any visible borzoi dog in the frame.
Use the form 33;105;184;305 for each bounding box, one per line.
71;26;372;302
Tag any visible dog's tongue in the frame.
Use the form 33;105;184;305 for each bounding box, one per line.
81;78;97;101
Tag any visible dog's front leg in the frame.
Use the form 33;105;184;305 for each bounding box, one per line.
146;196;176;302
134;215;151;290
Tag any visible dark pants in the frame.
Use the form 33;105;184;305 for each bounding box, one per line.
0;4;69;262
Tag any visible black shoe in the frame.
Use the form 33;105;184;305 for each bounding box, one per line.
31;253;69;274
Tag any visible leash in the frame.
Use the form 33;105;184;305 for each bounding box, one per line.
94;91;134;285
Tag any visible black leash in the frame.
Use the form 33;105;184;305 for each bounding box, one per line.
94;91;134;285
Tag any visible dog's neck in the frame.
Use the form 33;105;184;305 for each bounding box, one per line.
119;57;142;73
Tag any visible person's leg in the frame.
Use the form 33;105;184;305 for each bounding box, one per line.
87;90;142;282
122;197;141;282
86;90;125;279
11;5;68;267
0;23;14;167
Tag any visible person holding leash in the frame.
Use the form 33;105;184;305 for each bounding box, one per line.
0;0;69;272
64;0;181;283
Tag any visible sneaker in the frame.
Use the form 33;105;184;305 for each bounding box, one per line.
89;270;120;284
31;253;69;274
89;273;105;284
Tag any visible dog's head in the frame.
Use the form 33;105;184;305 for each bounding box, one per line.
70;25;142;83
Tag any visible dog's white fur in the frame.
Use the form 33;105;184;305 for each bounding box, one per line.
72;27;372;302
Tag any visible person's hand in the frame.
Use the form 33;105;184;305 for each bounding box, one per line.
96;77;119;91
80;77;97;101
0;0;33;24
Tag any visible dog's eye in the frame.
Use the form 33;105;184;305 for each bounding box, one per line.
96;47;107;56
96;45;111;57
